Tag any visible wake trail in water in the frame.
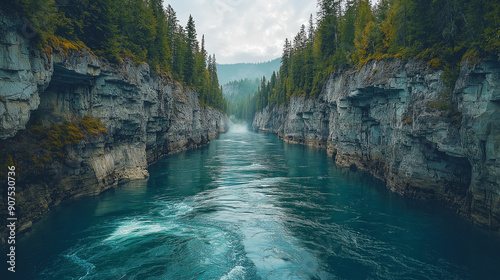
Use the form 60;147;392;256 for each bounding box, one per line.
23;127;499;280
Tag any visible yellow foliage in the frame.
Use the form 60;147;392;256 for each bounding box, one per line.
374;53;388;61
78;115;108;136
121;49;136;60
461;49;481;65
379;1;399;52
428;58;441;69
41;35;92;57
26;116;107;162
362;21;375;49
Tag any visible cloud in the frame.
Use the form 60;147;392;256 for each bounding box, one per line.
163;0;317;64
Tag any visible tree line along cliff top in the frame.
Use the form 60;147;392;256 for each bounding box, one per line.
2;0;499;116
252;0;500;114
2;0;228;112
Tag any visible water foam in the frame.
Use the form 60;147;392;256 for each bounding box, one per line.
157;201;194;217
104;220;170;242
219;265;246;280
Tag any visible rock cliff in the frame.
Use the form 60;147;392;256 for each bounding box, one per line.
0;15;228;243
253;57;500;231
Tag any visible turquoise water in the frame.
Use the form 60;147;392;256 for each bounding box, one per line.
5;124;500;279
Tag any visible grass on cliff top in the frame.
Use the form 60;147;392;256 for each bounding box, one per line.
0;115;107;183
28;115;107;159
40;35;94;60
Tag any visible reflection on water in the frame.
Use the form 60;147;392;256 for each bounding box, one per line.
6;124;500;279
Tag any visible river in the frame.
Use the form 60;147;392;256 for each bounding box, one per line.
6;124;500;279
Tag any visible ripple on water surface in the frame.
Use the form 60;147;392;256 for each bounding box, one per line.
9;125;500;280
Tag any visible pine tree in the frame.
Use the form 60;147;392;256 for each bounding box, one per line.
173;25;186;81
63;0;120;61
210;54;221;96
183;15;197;85
482;0;500;52
352;0;375;64
379;0;400;54
149;0;171;71
340;0;356;54
117;0;157;62
316;0;341;59
165;4;178;64
308;14;315;44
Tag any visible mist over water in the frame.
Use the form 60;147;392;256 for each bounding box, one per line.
7;124;500;279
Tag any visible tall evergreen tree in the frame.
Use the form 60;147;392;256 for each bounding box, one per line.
352;0;375;64
308;14;315;44
316;0;341;59
149;0;171;71
173;25;186;81
165;4;179;66
184;15;197;85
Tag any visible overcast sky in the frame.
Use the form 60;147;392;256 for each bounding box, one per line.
164;0;318;64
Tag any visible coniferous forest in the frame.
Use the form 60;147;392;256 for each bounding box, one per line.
3;0;228;112
253;0;500;113
222;78;260;121
3;0;500;118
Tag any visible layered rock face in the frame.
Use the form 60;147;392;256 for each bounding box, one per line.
0;15;228;242
253;58;500;230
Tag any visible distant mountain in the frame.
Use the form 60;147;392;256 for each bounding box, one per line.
217;58;281;85
223;78;260;121
222;78;260;98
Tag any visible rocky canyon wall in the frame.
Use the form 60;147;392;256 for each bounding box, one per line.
0;15;228;243
253;57;500;231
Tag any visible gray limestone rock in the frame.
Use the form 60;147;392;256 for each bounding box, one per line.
0;14;228;243
253;57;500;231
